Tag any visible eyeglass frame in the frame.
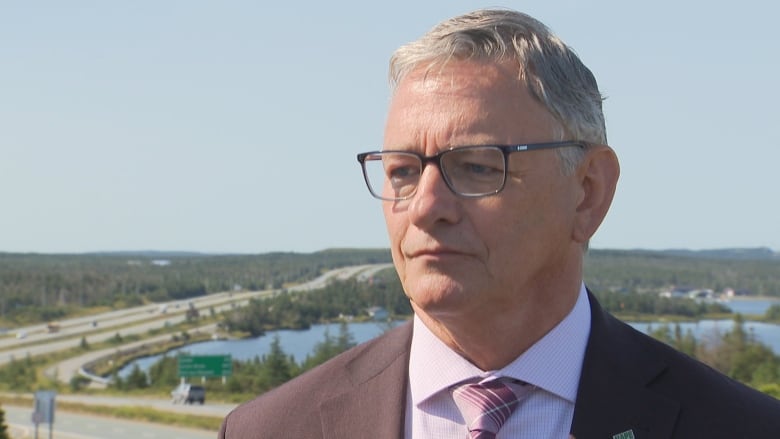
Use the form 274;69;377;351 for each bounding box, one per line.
356;140;587;201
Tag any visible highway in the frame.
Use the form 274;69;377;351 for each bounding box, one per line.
1;264;393;371
49;263;393;385
2;298;225;365
2;263;394;385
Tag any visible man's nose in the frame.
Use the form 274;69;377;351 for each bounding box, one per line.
406;163;460;227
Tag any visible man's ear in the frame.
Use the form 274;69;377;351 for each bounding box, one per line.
572;144;620;244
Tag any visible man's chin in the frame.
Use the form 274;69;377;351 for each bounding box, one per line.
406;276;474;314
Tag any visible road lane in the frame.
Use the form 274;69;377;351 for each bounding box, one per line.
3;403;218;439
54;394;237;418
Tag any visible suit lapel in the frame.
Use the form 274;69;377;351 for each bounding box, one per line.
319;322;412;439
571;292;680;439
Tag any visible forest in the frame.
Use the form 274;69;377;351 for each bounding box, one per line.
583;248;780;296
0;247;778;326
0;248;392;325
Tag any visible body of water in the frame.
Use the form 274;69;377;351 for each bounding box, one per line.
625;297;780;355
118;298;780;378
719;297;780;315
628;319;780;354
118;320;398;378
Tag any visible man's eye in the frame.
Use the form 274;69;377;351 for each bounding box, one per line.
452;161;502;180
464;162;500;175
388;165;418;180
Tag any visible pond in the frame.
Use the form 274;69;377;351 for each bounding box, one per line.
118;297;780;378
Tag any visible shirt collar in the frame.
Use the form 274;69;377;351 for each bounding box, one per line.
409;283;591;406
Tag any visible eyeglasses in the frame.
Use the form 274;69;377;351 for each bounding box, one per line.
356;141;585;201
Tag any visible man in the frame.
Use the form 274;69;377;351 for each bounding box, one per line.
219;9;780;438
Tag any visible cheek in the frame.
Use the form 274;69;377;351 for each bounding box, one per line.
484;191;564;256
508;189;576;256
383;205;406;257
383;205;401;239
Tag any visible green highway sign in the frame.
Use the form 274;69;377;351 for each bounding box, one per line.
178;355;232;377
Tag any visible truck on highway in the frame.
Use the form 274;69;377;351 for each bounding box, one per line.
171;383;206;404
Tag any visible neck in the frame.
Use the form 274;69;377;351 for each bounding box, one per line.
413;276;582;371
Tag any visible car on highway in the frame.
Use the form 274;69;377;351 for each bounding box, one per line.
171;383;206;404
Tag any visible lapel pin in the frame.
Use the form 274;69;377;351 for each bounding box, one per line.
612;430;635;439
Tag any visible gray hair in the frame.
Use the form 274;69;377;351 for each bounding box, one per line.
389;8;607;174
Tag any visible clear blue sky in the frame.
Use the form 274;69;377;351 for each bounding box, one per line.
2;0;778;254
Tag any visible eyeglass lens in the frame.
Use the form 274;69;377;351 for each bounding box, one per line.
362;147;506;200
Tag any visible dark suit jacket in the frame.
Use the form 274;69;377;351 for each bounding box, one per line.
219;293;780;438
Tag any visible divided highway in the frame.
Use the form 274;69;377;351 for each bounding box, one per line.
2;264;394;438
2;263;392;387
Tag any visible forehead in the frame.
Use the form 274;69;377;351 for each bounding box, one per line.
385;60;560;147
394;60;524;111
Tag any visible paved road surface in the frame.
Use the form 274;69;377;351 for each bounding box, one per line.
53;393;237;418
48;323;219;385
3;404;218;439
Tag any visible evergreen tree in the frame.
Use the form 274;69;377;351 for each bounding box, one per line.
301;323;357;371
0;355;37;391
0;404;9;439
125;364;149;389
693;314;780;388
262;335;295;388
110;370;125;390
336;321;356;352
766;304;780;322
649;324;673;345
148;355;179;388
672;324;697;357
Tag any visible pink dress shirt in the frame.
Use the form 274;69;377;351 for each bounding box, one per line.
405;283;591;438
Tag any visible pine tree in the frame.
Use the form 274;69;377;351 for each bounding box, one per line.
303;328;337;370
336;321;356;352
126;364;149;389
0;404;10;439
262;335;294;388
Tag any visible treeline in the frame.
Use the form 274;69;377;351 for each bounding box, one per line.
112;322;361;398
585;249;780;296
649;315;780;396
221;271;735;337
767;305;780;322
0;249;392;324
594;290;731;317
2;247;779;325
223;269;410;336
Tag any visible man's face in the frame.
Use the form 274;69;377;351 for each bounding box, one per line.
382;60;584;320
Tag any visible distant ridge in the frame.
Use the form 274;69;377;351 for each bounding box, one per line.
593;247;780;261
1;247;776;261
89;250;210;258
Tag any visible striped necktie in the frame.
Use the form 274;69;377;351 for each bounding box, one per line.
451;378;526;439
